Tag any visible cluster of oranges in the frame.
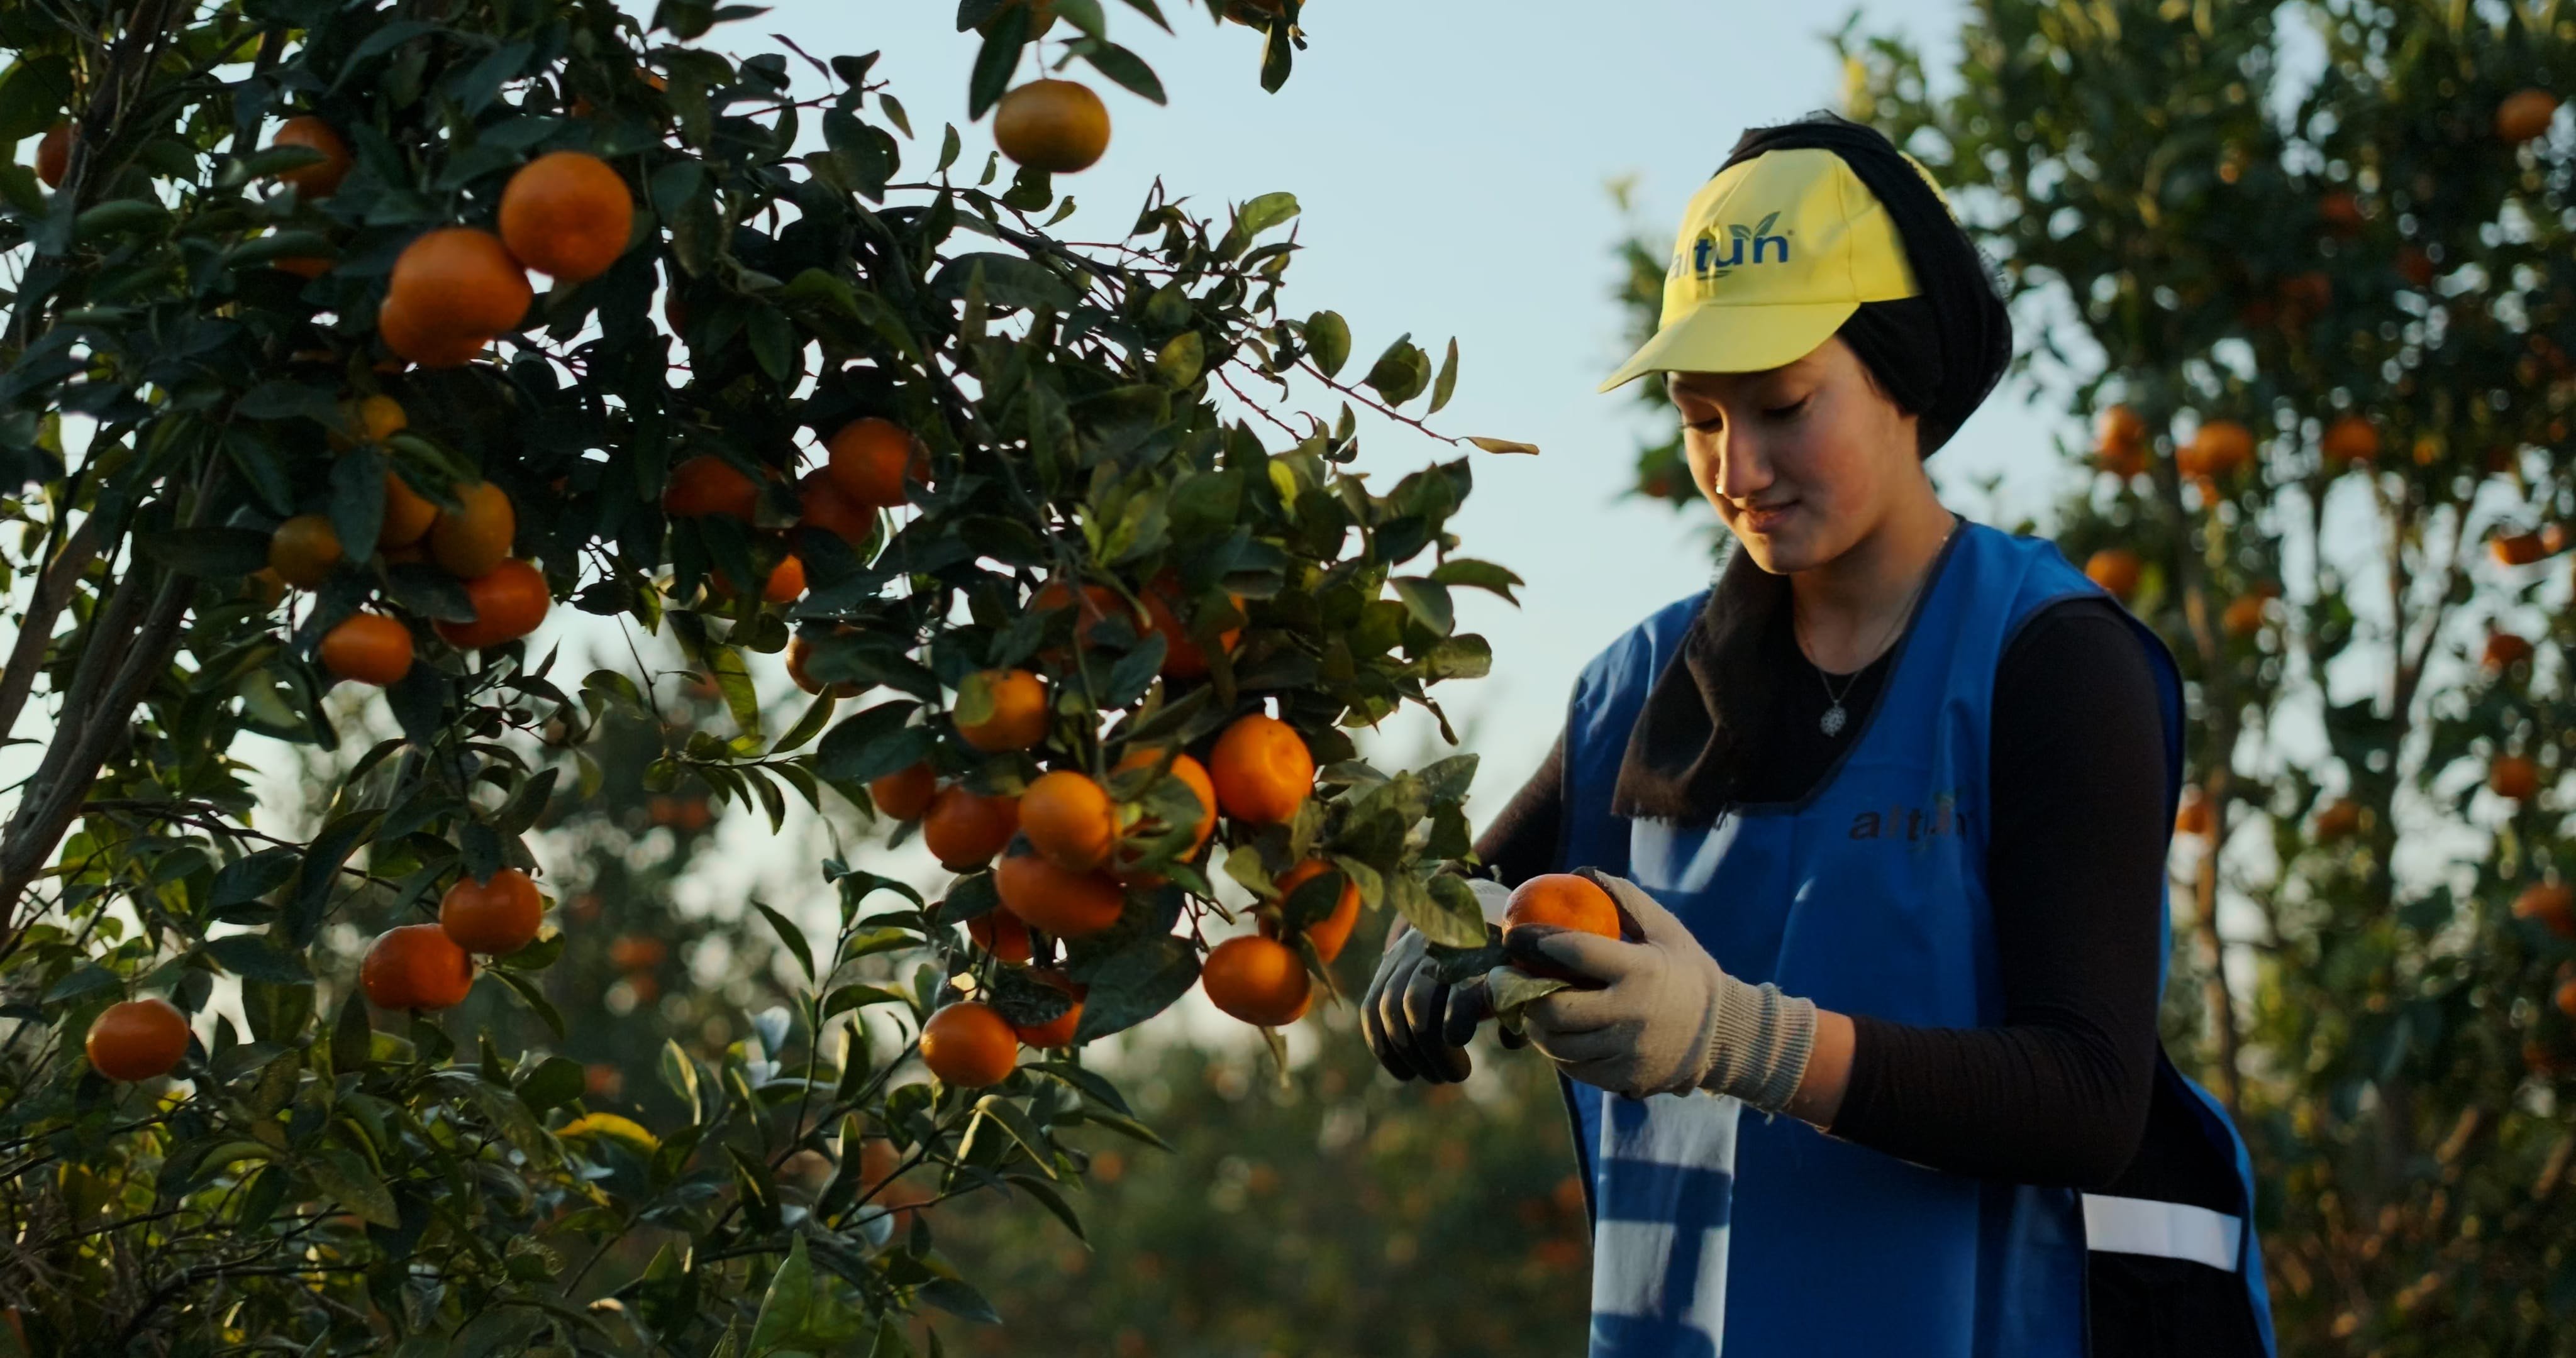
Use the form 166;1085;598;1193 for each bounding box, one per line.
81;866;548;1079
358;867;550;1013
667;416;926;624
260;395;550;690
897;697;1368;1088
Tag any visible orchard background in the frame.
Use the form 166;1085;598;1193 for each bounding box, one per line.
11;0;2576;1355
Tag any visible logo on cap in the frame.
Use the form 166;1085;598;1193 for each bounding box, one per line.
1674;211;1793;280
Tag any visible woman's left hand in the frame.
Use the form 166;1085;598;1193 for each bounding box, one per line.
1504;870;1734;1099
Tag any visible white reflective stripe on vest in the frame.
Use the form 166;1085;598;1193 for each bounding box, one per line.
2080;1194;2241;1272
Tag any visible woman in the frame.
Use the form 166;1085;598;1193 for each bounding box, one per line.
1362;115;2275;1357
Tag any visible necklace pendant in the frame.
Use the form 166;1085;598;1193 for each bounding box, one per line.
1819;702;1848;737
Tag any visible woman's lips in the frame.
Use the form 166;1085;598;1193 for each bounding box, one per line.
1739;501;1797;534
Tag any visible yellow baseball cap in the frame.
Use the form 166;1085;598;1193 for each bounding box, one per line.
1600;147;1929;392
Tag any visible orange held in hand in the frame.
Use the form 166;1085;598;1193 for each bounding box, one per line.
1201;935;1311;1027
921;786;1021;868
1211;712;1313;824
1503;873;1623;985
362;923;475;1011
320;612;414;686
1013;969;1086;1048
994;79;1112;174
86;997;189;1081
956;669;1048;752
271;115;352;199
435;559;550;650
997;845;1127;939
921;1002;1018;1087
1262;858;1361;963
663;455;760;521
440;867;544;954
430;481;516;579
1021;770;1118;873
268;514;343;587
826;417;929;510
870;763;938;821
498;151;634;284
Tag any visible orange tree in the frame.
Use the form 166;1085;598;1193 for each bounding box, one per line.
1618;0;2576;1350
0;0;1527;1348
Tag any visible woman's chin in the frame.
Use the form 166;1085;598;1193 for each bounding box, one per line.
1728;524;1818;575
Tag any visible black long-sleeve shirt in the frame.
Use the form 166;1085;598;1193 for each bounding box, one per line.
1476;595;2232;1200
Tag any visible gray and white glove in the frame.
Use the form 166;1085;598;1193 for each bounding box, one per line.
1361;879;1523;1083
1506;868;1816;1108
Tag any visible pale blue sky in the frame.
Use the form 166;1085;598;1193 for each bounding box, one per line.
720;0;2071;804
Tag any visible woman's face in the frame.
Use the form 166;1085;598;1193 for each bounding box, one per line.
1670;337;1923;575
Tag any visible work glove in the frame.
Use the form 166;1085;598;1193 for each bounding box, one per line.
1361;878;1525;1083
1504;868;1816;1108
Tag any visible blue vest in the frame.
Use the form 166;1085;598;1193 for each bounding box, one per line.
1555;522;2275;1357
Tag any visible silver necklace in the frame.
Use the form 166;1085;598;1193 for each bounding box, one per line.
1803;518;1957;737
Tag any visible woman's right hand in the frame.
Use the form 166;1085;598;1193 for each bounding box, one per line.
1361;888;1526;1084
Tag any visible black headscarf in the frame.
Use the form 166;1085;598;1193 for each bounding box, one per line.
1721;112;2012;457
1611;113;2011;822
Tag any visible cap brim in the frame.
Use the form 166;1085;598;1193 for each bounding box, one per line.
1597;299;1860;394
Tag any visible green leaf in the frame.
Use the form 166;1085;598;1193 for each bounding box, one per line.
1388;577;1454;636
518;1055;586;1115
1426;558;1522;603
772;691;838;754
1070;935;1200;1043
920;1277;1004;1325
1465;435;1540;456
753;900;817;982
138;526;269;578
330;445;386;564
1155;331;1204;388
662;1039;704;1120
204;932;313;983
487;968;563;1040
1364;336;1433;404
1428;337;1460;414
209;847;301;914
1235;190;1300;240
330;990;372;1074
1389;873;1484;948
307;1149;399;1228
1077;41;1166;104
967;3;1030;120
814;700;929;784
0;55;75;143
1304;311;1350;378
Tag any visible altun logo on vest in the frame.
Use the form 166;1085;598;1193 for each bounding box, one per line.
1848;792;1970;842
1673;211;1791;280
